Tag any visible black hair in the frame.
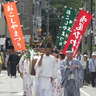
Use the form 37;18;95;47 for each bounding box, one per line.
59;54;65;60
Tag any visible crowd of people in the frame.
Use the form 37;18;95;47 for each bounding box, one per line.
0;46;96;96
18;47;96;96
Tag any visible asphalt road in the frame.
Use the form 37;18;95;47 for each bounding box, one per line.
0;71;96;96
0;71;23;96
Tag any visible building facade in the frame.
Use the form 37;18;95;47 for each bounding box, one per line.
16;0;33;35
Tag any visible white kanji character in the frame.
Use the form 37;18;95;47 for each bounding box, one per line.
10;18;16;24
62;31;65;36
65;34;68;38
69;20;73;24
60;37;64;41
11;24;18;29
63;26;67;30
64;21;69;25
65;17;70;20
73;31;81;39
76;23;83;31
9;14;15;18
14;37;21;41
66;15;70;18
64;41;67;44
59;42;63;46
7;5;14;12
14;31;18;37
10;18;18;29
80;16;87;23
67;27;71;31
66;10;71;15
70;39;77;47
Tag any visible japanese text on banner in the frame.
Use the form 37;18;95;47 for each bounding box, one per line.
56;8;77;49
3;2;26;51
62;10;92;56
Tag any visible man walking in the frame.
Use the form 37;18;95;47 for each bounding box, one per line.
89;52;96;87
19;50;33;96
35;48;57;96
60;50;83;96
8;46;19;77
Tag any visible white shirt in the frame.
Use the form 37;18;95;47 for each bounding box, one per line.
34;55;42;77
19;55;30;74
39;55;56;78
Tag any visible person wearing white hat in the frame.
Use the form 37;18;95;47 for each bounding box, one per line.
60;50;83;96
81;54;90;85
88;52;96;87
92;52;96;56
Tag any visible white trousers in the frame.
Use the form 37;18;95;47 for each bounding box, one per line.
23;74;33;96
36;77;53;96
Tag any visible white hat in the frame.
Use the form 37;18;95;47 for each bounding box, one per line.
83;54;88;57
66;50;73;54
92;52;96;56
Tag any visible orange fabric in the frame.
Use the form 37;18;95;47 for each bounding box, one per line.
3;2;26;51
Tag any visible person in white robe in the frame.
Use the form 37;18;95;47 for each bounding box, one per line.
35;48;57;96
19;50;33;96
34;54;41;96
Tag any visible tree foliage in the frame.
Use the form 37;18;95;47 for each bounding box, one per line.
51;0;83;9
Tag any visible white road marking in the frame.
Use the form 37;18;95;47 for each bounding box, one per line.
15;91;23;95
80;89;91;96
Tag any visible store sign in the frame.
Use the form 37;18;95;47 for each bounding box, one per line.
3;2;26;51
63;10;92;56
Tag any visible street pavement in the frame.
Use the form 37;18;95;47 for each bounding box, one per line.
80;85;96;96
0;71;23;96
0;70;96;96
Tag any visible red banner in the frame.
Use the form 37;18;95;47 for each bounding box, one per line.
62;10;92;56
3;2;26;51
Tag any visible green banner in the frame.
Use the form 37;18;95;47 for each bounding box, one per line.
56;7;77;49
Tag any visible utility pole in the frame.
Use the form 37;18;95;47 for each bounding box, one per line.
90;0;93;57
0;0;8;36
46;0;49;36
32;0;42;40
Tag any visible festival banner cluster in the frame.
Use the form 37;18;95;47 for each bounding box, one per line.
62;10;92;56
3;2;26;51
56;7;77;49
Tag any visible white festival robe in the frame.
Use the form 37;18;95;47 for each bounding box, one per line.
35;54;57;96
19;55;33;96
52;59;64;96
